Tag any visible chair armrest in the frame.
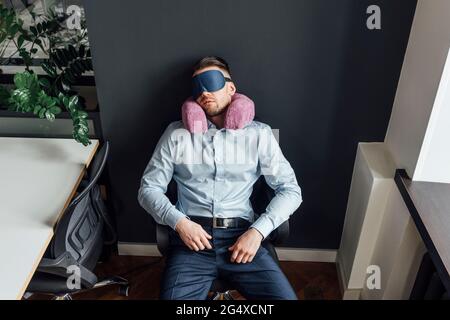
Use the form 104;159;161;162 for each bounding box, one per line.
156;223;171;256
37;252;98;288
267;219;290;246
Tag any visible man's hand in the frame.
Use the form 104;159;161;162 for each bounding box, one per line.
228;228;263;263
175;217;212;251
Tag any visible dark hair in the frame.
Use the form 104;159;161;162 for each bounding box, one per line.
192;56;231;77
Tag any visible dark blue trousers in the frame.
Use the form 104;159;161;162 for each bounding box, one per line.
160;225;297;300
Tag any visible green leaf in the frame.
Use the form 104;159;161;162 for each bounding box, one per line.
76;124;89;134
38;77;51;89
81;59;90;70
61;48;71;63
41;62;57;77
49;106;61;115
45;97;56;108
13;73;26;88
0;33;7;44
9;23;19;35
68;95;79;109
68;45;77;59
42;20;48;31
64;70;75;84
14;72;33;89
53;54;64;69
60;78;71;92
18;48;32;66
33;105;41;115
30;26;37;36
77;110;88;119
79;44;85;58
78;60;86;73
62;95;69;108
45;109;55;121
34;38;42;46
17;34;25;48
10;88;33;113
38;107;46;118
13;72;40;94
72;130;91;146
70;60;82;75
5;13;13;28
55;49;68;66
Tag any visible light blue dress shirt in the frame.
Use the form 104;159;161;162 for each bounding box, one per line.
137;119;302;239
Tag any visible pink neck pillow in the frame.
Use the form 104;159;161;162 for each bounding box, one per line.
181;93;255;133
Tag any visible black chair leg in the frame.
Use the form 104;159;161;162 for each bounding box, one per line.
93;275;130;296
210;290;235;300
53;293;73;300
24;276;129;299
223;290;234;300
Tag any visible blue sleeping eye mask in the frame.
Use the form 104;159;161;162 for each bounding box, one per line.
192;69;232;100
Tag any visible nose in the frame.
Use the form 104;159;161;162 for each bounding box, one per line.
201;91;212;98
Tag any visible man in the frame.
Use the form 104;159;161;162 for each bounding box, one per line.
138;56;302;300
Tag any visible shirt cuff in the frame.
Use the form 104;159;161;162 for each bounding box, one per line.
250;215;274;240
166;207;188;231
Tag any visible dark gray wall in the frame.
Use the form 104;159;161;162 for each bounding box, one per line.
83;0;416;248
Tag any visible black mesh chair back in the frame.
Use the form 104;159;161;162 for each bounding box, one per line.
50;141;110;269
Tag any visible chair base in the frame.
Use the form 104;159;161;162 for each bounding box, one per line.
211;290;234;300
54;293;73;300
23;275;130;299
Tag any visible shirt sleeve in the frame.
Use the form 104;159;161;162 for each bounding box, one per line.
137;123;187;230
250;125;303;240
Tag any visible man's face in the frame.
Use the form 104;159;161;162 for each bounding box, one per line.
192;66;236;117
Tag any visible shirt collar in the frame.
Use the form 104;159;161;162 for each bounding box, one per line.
206;119;254;131
207;119;216;129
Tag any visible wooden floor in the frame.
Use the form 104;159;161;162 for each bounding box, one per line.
29;253;342;300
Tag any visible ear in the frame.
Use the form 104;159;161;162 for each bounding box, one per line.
227;81;237;96
181;97;208;133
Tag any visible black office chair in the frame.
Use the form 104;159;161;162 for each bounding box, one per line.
156;175;290;300
24;141;129;300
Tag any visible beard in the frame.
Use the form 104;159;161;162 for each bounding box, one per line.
204;105;228;117
201;100;228;117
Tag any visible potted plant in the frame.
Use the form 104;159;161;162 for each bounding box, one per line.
0;3;93;146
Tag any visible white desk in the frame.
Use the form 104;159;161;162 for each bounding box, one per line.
0;137;99;300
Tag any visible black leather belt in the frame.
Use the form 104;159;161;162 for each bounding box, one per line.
189;216;250;229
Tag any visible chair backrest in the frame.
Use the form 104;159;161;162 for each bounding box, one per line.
49;141;110;270
250;175;275;216
71;141;110;207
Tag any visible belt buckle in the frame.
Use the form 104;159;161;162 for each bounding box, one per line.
213;217;227;229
